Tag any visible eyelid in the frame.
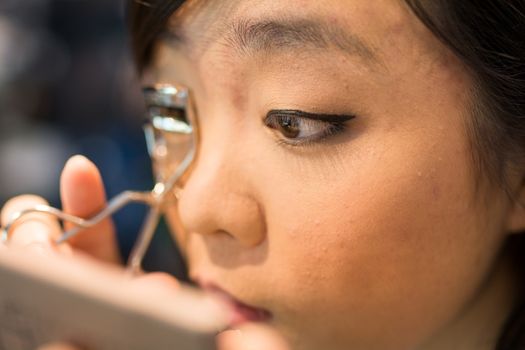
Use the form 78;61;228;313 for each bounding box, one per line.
266;109;356;123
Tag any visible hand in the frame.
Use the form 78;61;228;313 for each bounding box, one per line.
37;325;289;350
1;155;290;350
1;155;120;263
37;342;80;350
217;324;289;350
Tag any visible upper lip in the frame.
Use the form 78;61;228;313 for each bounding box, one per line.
193;276;273;324
196;277;253;306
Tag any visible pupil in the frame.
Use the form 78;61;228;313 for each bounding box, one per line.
280;116;300;138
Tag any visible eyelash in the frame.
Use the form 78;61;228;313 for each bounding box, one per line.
263;109;355;147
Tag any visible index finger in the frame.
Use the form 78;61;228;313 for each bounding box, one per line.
217;324;289;350
1;195;64;250
37;342;82;350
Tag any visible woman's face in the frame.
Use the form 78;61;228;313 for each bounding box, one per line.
145;0;512;349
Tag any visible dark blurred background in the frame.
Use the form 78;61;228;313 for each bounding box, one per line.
0;0;187;279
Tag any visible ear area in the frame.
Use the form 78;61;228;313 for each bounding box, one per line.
506;177;525;234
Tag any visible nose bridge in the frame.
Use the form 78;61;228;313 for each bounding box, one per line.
190;114;239;192
176;116;266;247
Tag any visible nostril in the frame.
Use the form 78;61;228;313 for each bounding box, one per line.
215;229;236;240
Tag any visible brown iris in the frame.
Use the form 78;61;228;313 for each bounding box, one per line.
271;115;300;138
264;109;355;144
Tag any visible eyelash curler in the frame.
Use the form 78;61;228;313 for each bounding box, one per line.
0;84;198;275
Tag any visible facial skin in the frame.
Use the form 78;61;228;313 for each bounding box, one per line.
144;1;523;349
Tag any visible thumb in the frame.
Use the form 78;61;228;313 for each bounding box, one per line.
60;155;121;264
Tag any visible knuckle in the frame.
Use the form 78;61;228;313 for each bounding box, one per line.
1;194;61;245
1;195;49;225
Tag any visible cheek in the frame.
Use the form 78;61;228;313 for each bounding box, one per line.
262;128;502;346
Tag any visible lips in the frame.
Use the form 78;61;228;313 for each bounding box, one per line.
199;282;272;327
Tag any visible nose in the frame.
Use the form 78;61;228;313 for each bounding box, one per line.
176;131;266;247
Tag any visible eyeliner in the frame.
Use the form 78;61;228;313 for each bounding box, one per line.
266;109;355;123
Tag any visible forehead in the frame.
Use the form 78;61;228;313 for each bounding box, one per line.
145;0;461;97
158;0;443;66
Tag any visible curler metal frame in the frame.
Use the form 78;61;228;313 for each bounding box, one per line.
0;84;198;276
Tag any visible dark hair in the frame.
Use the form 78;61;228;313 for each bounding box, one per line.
404;1;525;196
128;0;185;71
127;0;525;348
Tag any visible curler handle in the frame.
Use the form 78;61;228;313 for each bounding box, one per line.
126;206;162;275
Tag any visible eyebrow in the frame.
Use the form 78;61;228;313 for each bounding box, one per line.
227;18;377;62
164;17;379;64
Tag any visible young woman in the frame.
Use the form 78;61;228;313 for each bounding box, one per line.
2;0;524;349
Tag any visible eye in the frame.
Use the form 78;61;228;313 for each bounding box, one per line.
264;109;355;145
